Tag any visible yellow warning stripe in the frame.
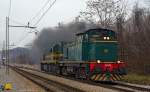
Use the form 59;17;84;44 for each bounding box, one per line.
95;74;99;80
114;74;120;80
95;74;100;80
112;74;118;81
99;74;103;81
101;74;106;81
113;74;122;81
117;74;122;80
94;74;98;80
91;75;96;80
110;74;116;81
99;74;104;80
91;74;123;81
98;74;102;81
92;74;98;80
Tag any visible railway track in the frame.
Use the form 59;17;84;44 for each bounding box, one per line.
113;81;150;92
71;77;150;92
11;66;85;92
13;66;150;92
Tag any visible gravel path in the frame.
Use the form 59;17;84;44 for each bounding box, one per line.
22;69;119;92
0;65;46;92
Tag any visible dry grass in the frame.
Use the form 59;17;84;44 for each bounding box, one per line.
123;73;150;85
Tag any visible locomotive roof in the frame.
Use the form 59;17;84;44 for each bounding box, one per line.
76;28;114;36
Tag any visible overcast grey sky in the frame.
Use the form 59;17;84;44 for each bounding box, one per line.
0;0;146;50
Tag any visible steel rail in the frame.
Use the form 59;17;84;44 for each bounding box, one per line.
11;66;85;92
13;65;150;92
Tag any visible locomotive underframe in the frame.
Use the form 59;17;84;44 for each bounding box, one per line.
41;61;126;81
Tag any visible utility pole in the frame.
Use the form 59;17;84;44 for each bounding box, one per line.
5;16;36;75
1;41;5;67
6;17;9;74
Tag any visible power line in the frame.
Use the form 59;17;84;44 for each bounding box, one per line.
34;0;57;26
6;0;56;49
29;0;52;23
8;19;35;47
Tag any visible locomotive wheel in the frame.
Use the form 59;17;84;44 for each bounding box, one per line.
56;66;62;74
62;66;67;75
75;67;86;79
75;69;80;78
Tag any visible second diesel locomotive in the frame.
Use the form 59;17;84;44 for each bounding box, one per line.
41;28;127;81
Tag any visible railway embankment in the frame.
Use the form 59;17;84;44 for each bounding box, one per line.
123;73;150;85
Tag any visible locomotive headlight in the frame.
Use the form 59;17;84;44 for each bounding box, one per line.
104;37;107;40
97;60;101;63
117;60;121;63
107;37;110;40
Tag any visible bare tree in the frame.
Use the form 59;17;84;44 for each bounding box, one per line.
80;0;127;28
121;3;150;74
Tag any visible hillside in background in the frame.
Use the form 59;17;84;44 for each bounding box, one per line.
9;47;33;64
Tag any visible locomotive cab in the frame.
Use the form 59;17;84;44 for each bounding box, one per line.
76;28;118;62
76;28;127;81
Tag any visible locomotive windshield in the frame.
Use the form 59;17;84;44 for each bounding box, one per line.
88;29;117;42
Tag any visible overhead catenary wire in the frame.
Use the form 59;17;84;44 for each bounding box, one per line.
8;18;36;47
26;0;57;38
29;0;52;23
7;0;57;48
34;0;57;26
